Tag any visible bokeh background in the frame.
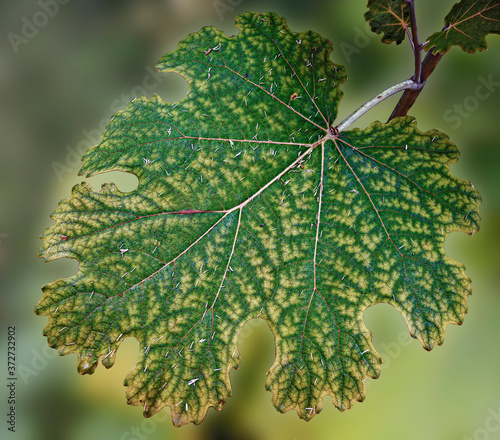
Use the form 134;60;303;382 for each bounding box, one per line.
1;1;499;439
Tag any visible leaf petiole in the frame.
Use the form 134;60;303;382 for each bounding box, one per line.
335;79;422;132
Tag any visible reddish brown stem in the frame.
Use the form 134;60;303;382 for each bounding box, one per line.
405;0;422;83
388;49;443;120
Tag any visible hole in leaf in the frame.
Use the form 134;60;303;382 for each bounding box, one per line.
86;171;139;193
41;257;79;284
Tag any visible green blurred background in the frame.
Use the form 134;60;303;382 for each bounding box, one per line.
1;1;499;439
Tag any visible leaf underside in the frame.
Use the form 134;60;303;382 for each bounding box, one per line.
364;0;410;44
427;0;500;54
37;12;480;426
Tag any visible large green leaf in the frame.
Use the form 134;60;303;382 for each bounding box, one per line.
364;0;410;44
37;12;480;426
427;0;500;53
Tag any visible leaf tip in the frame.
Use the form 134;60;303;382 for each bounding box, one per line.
77;358;98;375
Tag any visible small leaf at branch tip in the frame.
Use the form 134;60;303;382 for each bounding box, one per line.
37;11;481;427
426;0;500;54
365;0;411;44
